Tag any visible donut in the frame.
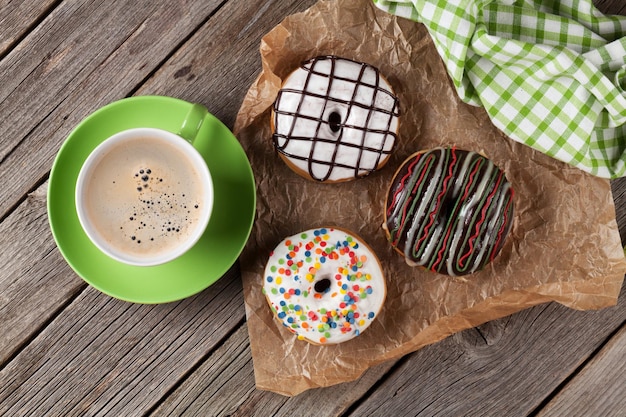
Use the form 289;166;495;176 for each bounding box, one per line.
263;227;386;344
384;148;514;276
271;55;400;182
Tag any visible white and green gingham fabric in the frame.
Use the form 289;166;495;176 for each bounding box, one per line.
373;0;626;178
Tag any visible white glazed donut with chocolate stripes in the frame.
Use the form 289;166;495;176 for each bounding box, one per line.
271;56;400;182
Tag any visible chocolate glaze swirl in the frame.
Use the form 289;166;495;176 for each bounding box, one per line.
385;148;514;276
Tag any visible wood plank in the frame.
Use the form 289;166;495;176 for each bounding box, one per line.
149;324;397;417
0;268;244;417
537;325;626;417
0;0;59;55
0;181;84;365
0;0;226;220
345;284;626;416
149;325;257;416
595;0;626;15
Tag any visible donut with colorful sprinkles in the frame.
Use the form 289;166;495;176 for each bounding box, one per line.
263;227;386;344
384;148;514;276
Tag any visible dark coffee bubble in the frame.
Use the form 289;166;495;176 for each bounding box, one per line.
130;216;134;220
131;236;136;240
194;204;199;209
137;187;142;192
142;175;149;182
140;169;145;174
146;169;152;174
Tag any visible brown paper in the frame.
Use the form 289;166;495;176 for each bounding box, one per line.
234;0;626;396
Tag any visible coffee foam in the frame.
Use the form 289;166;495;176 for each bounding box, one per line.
82;136;206;259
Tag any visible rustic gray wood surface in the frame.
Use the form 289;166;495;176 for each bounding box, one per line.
1;0;625;416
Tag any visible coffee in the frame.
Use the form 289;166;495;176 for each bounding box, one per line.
80;134;209;261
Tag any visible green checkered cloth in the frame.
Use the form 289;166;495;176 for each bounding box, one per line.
373;0;626;178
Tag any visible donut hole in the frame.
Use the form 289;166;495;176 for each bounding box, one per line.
314;277;332;294
439;193;459;223
328;111;342;133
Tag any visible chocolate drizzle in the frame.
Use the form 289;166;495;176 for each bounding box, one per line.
385;148;515;276
273;56;400;181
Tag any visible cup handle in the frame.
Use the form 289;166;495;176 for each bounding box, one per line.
177;103;209;144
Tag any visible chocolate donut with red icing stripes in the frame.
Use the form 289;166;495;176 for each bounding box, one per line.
271;55;400;182
384;148;514;276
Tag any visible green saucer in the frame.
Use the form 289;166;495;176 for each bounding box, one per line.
48;96;256;303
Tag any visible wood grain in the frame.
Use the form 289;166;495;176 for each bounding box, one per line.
0;268;244;416
0;0;59;55
346;285;626;416
149;325;257;417
150;325;397;417
595;0;626;15
0;181;85;365
537;325;626;417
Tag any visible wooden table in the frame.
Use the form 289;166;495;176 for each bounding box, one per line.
1;0;625;415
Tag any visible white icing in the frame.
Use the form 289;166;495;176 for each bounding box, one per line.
273;57;399;181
